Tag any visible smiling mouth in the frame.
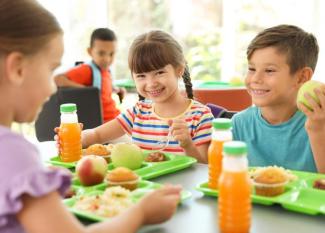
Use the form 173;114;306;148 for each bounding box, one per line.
147;88;165;96
250;89;270;96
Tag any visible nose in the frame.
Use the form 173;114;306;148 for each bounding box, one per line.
250;71;263;83
103;55;111;63
146;75;158;87
102;53;113;64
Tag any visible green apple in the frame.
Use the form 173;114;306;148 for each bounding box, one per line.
297;80;325;111
111;143;144;170
76;155;107;186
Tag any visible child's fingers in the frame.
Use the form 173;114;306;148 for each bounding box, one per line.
304;92;321;112
54;127;59;133
164;194;181;207
171;118;186;125
171;121;188;131
315;88;325;109
172;128;188;135
159;185;182;195
297;102;312;117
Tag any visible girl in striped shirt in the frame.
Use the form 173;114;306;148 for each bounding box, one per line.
81;30;213;163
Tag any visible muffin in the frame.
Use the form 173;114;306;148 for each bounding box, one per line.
83;144;111;162
145;151;167;162
313;178;325;190
106;167;139;191
253;166;288;197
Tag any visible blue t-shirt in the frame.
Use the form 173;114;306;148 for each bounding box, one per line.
232;106;317;172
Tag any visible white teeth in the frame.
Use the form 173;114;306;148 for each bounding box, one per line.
251;89;268;95
148;89;163;95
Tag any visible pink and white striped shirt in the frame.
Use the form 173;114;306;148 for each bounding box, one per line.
117;100;213;155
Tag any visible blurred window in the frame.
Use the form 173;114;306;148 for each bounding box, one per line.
39;0;324;82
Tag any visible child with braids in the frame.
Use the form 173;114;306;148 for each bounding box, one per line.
59;30;213;163
0;1;181;232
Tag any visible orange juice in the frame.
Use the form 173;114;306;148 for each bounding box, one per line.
59;103;82;162
208;140;223;189
218;141;251;233
208;118;232;189
59;123;82;162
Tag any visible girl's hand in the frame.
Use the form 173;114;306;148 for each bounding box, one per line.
53;123;83;155
170;118;193;149
138;185;181;225
54;127;61;155
298;87;325;132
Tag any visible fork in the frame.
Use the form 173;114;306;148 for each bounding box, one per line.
155;129;172;152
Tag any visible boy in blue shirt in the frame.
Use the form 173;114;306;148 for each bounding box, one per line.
232;24;325;173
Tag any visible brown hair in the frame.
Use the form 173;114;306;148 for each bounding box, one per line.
247;24;319;74
128;30;193;99
90;28;117;47
0;0;62;56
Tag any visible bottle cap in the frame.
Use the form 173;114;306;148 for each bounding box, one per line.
223;141;247;155
60;103;77;113
212;118;232;129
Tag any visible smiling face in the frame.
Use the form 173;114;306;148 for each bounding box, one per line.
15;34;64;122
88;39;117;70
133;64;182;103
246;47;301;108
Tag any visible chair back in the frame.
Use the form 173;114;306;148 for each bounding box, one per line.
35;87;102;141
206;103;237;119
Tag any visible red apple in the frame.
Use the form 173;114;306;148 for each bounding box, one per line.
76;155;107;186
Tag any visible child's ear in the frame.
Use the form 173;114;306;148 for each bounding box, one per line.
297;67;313;85
87;47;92;56
5;52;25;86
176;65;185;77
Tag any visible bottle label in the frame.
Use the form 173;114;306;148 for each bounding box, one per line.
223;155;248;172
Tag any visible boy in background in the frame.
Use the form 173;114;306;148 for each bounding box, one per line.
55;28;125;122
232;24;325;173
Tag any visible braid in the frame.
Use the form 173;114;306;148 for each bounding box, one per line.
182;64;194;99
138;94;145;101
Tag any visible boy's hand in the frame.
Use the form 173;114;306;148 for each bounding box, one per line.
298;87;325;132
115;87;127;103
138;185;181;225
170;118;193;149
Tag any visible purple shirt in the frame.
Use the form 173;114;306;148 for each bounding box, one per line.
0;126;71;233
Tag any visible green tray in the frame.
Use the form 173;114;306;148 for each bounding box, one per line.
196;170;325;215
48;156;77;169
113;79;136;89
48;152;197;180
64;180;191;222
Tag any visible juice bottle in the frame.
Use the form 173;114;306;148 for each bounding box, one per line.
208;118;232;189
59;103;82;162
218;141;251;233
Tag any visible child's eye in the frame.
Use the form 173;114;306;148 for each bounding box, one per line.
156;70;165;75
248;67;255;72
265;69;275;73
135;74;145;79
